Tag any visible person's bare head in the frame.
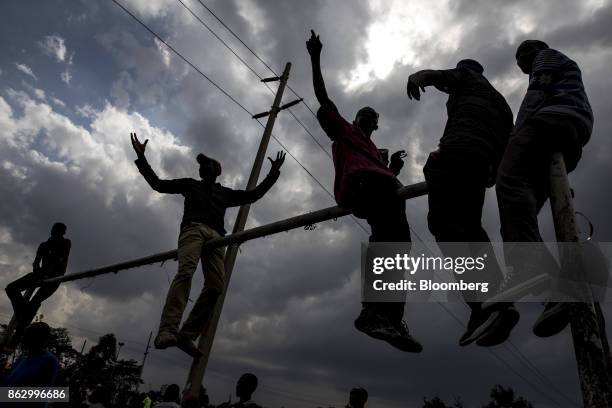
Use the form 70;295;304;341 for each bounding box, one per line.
196;154;222;181
236;373;258;401
456;59;484;75
50;222;67;238
21;322;51;353
354;107;379;137
349;387;368;408
516;40;549;74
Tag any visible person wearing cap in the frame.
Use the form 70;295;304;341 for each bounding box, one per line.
307;29;421;353
5;222;71;341
407;60;515;347
493;40;593;339
130;132;285;357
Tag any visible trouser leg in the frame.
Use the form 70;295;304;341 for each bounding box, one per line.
180;235;226;340
365;186;411;325
158;224;205;335
424;150;502;307
5;273;39;317
29;283;60;308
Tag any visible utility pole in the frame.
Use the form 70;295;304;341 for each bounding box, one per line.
548;152;612;407
137;331;152;392
80;339;87;355
182;62;297;405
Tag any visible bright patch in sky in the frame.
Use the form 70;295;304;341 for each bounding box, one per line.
342;0;461;90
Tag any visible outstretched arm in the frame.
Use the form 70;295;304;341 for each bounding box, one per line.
407;69;460;100
307;30;333;108
130;132;189;194
226;151;286;207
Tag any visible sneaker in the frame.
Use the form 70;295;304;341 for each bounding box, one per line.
354;308;401;341
476;306;520;347
154;331;178;350
459;309;490;347
354;309;422;353
388;320;423;353
176;333;203;358
533;302;570;338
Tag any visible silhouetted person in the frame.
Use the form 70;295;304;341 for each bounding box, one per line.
346;387;368;408
2;322;59;408
154;384;180;408
307;29;421;353
131;133;285;357
5;223;70;337
494;40;593;339
407;60;516;347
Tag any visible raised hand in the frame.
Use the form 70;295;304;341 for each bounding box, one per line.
267;151;286;172
130;132;149;159
390;150;407;173
407;71;427;100
306;29;323;57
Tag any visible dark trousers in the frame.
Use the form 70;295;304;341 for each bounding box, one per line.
496;118;583;277
5;272;59;318
496;118;582;243
348;173;411;324
424;148;503;308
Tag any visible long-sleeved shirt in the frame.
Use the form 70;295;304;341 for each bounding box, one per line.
515;48;593;143
432;67;514;166
135;157;280;235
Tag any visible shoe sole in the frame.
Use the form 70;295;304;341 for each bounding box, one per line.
476;309;520;347
460;311;500;347
355;319;422;353
533;304;570;338
386;337;423;353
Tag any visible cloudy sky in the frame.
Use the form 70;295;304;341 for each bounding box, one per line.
1;0;612;406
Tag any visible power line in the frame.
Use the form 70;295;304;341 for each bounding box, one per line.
177;0;333;160
190;0;331;156
433;302;565;408
111;2;575;406
111;0;367;235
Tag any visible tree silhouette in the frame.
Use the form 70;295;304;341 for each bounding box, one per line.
483;385;534;408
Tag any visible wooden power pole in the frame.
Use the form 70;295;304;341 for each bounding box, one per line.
182;62;297;405
549;152;612;407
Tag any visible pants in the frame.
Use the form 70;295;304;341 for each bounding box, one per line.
348;173;411;324
5;272;60;318
496;117;584;277
424;148;503;308
158;222;226;340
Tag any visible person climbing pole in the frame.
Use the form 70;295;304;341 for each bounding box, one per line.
406;59;516;347
493;40;593;339
130;132;285;357
5;222;71;345
307;29;421;353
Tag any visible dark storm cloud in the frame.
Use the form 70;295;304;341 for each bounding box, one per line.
1;0;612;407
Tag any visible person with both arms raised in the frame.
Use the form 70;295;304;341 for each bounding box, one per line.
130;132;285;357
